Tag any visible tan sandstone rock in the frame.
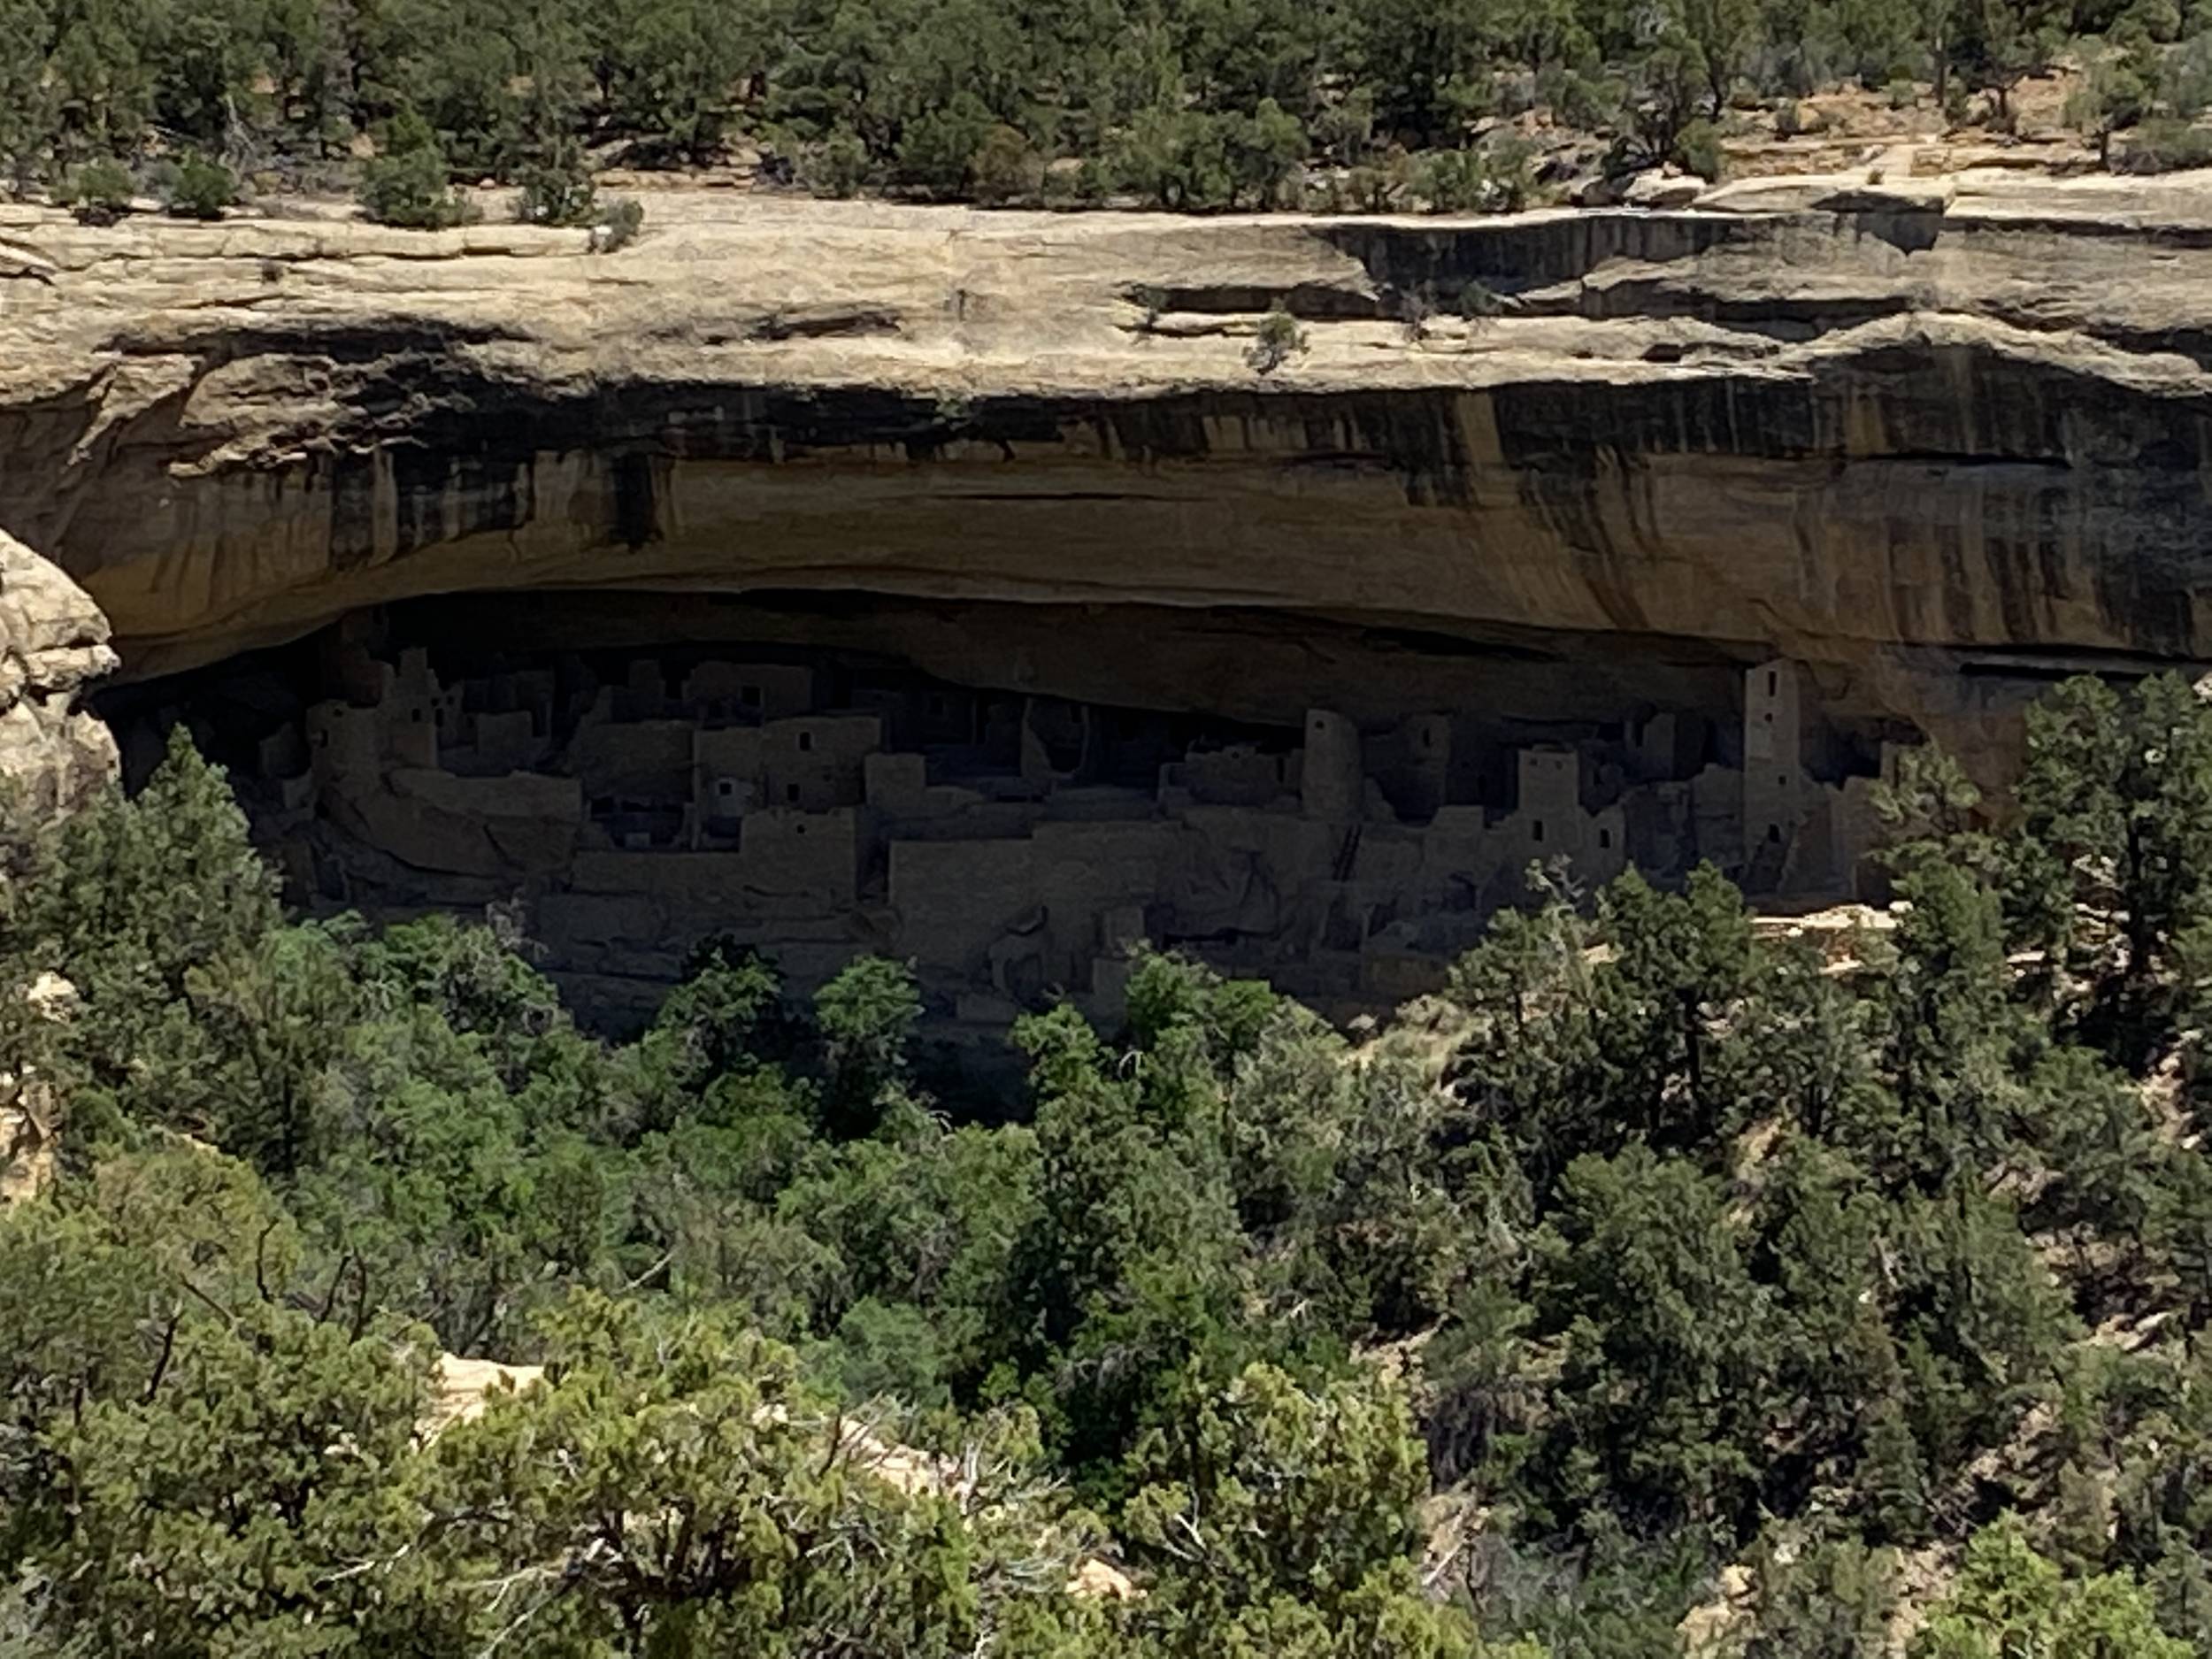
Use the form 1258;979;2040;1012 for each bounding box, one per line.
424;1353;547;1435
0;529;117;817
4;179;2212;772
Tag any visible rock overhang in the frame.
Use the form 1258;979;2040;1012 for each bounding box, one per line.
3;178;2212;751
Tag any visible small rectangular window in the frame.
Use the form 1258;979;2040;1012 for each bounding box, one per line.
797;731;815;752
1532;819;1545;844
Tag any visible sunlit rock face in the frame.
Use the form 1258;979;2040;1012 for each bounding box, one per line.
5;186;2211;722
12;177;2212;1031
0;531;116;820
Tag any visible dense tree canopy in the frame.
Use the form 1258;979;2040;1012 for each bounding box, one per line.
4;675;2212;1650
4;0;2212;212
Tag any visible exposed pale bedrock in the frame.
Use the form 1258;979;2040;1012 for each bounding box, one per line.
10;173;2212;1027
2;180;2209;723
0;531;117;818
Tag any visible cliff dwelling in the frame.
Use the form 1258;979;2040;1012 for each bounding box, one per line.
99;589;1901;1040
16;12;2212;1635
19;187;2212;1053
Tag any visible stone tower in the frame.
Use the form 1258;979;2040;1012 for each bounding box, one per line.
1742;657;1804;854
1301;709;1363;820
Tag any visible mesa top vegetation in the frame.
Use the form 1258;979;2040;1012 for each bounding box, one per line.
4;0;2211;215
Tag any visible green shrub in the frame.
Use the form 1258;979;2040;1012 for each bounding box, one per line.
156;152;234;219
1110;104;1230;209
1313;88;1376;167
971;125;1043;204
514;141;595;227
591;196;644;252
1540;64;1624;132
1107;98;1302;209
1399;286;1432;342
1458;280;1503;325
2117;118;2212;173
802;129;870;199
1412;150;1479;211
62;159;136;225
1345;153;1410;212
1414;138;1535;213
358;112;471;229
2165;30;2212;121
1245;303;1306;375
1039;160;1082;204
895;91;994;198
1673;118;1724;181
1912;1515;2187;1659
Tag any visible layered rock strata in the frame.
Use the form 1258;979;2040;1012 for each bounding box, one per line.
0;530;117;818
0;174;2208;764
12;173;2212;1025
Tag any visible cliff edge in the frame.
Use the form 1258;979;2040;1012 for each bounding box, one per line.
6;167;2212;762
0;531;117;818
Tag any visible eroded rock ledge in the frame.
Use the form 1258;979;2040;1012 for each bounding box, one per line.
0;531;117;818
2;177;2210;745
11;175;2212;1028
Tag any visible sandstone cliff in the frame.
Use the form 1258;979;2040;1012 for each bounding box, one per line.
0;530;117;818
0;530;111;1207
6;170;2212;763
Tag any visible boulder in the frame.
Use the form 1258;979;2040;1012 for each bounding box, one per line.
1624;169;1708;209
0;530;116;819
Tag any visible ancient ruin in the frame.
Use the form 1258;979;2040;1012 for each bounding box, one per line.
15;174;2212;1036
107;594;1894;1034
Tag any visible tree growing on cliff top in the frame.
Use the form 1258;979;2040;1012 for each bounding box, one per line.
2067;31;2157;165
1952;0;2070;119
154;151;237;219
511;132;595;226
357;111;473;229
59;158;135;225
